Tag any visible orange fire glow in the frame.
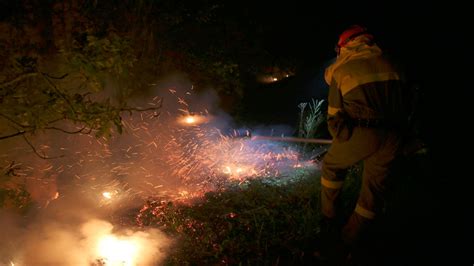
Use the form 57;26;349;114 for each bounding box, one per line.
96;234;139;266
102;191;113;199
178;114;208;126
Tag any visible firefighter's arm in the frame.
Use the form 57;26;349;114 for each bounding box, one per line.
327;79;344;138
326;79;353;142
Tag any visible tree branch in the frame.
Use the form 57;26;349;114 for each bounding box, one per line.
22;135;64;159
40;72;77;116
41;72;69;80
0;72;38;89
44;125;88;134
0;130;28;140
0;113;31;128
120;97;162;116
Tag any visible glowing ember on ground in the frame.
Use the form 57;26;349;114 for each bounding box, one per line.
0;82;323;266
165;127;313;191
222;164;255;180
0;85;320;209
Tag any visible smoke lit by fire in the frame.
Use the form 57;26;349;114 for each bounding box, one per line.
1;217;172;266
0;74;319;264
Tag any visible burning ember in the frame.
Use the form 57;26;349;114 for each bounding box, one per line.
164;126;311;193
178;114;209;126
0;81;321;265
102;192;113;199
1;85;318;207
184;116;196;124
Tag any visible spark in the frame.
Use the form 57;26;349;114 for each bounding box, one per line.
1;86;317;211
177;97;188;106
42;165;53;171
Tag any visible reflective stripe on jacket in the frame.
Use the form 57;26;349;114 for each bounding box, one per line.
324;37;412;124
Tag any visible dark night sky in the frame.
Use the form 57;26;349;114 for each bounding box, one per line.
238;1;451;127
241;1;435;62
244;1;468;109
240;0;467;93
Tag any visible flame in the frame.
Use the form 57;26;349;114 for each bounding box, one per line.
96;235;139;266
178;114;210;126
4;87;316;209
185;116;195;124
178;114;208;126
178;190;189;197
222;164;255;180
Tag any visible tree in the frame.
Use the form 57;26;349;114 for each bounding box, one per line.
0;0;299;211
0;1;164;155
0;1;163;210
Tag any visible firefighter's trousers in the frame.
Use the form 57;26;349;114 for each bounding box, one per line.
321;126;403;245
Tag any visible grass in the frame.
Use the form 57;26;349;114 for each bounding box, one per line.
135;161;369;266
138;174;324;265
1;97;434;265
133;100;382;265
133;148;434;265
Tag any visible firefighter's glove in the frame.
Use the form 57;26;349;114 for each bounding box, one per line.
327;112;353;143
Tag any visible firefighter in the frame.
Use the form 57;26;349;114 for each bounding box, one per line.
319;25;414;262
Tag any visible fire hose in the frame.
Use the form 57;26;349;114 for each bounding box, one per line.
250;135;426;157
250;136;332;162
250;135;333;144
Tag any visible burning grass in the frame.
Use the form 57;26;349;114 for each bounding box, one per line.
131;153;431;266
0;85;332;265
133;162;361;266
126;154;370;266
1;81;431;265
137;176;323;265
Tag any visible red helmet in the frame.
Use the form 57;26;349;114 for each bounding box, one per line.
335;25;373;54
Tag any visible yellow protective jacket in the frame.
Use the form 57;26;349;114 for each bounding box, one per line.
324;36;412;139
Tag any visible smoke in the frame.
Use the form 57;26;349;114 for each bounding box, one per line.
0;211;173;266
1;72;310;207
0;72;319;265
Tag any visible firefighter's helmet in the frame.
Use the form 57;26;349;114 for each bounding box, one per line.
335;25;373;54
